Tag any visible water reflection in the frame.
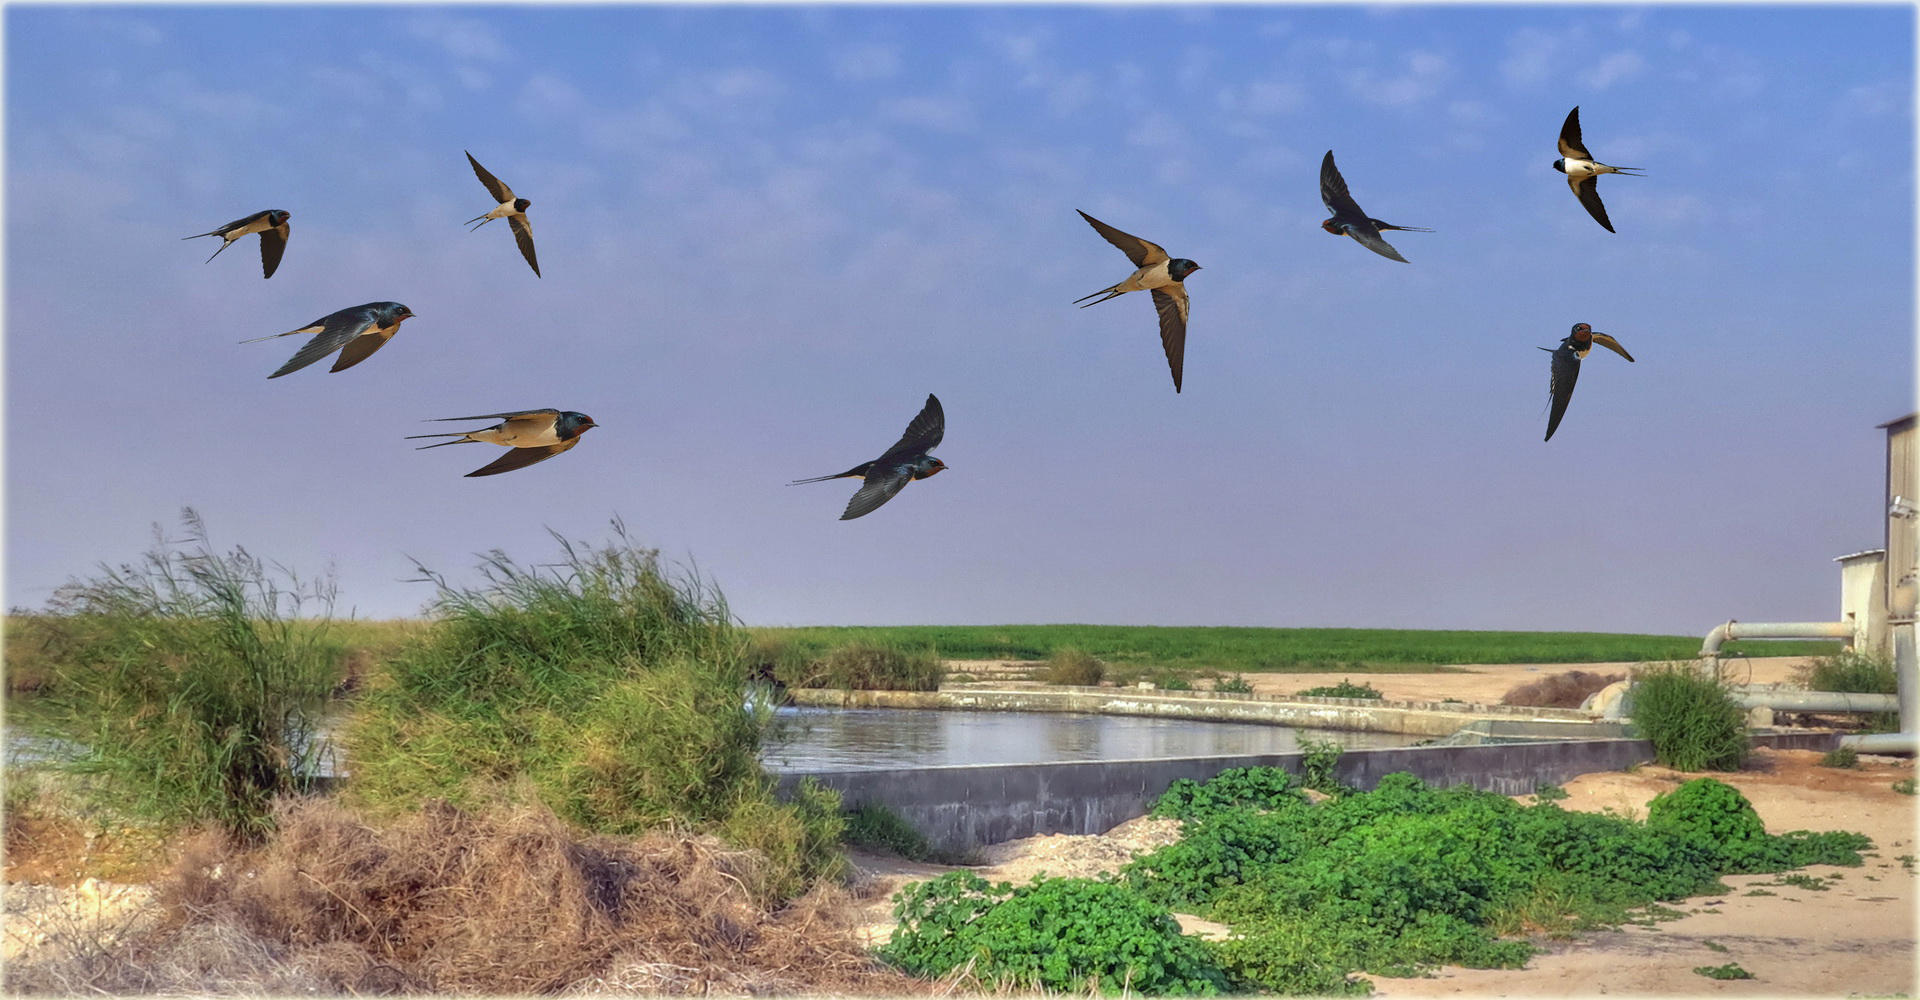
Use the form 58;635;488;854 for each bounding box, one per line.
761;706;1421;772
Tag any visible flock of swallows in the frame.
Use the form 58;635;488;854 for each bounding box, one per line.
183;107;1641;515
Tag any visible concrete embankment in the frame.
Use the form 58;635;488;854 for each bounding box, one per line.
786;684;1600;738
777;732;1840;856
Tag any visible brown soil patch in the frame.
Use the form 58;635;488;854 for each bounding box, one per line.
1236;656;1817;705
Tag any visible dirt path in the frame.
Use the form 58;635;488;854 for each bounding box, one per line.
1232;656;1815;705
847;745;1916;998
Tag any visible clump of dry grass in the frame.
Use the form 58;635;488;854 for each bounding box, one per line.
137;796;922;996
1040;647;1105;686
1500;669;1623;708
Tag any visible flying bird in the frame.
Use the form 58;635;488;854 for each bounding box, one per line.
790;393;947;520
1553;106;1644;233
1073;209;1201;393
1319;150;1432;263
464;151;540;277
242;301;415;379
407;408;598;477
183;209;291;278
1542;322;1635;441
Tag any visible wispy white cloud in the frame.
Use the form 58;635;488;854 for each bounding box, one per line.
1583;50;1646;90
1839;79;1907;117
832;43;901;82
404;12;510;63
1344;50;1451;107
879;95;977;133
516;74;586;118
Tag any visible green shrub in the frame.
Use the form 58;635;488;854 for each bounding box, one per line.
1895;778;1916;796
1800;652;1899;731
1214;673;1255;694
1647;778;1870;874
1041;647;1106;686
1151;766;1308;821
818;641;944;691
1820;746;1859;769
843;803;932;860
1628;663;1749;771
26;510;338;840
1801;651;1897;694
1154;671;1194;691
1693;962;1754;980
344;521;842;900
881;872;1228;995
1298;738;1348;795
1297;679;1382;699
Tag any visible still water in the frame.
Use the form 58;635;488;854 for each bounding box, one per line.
760;706;1422;772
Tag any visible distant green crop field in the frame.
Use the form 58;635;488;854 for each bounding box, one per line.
748;624;1842;674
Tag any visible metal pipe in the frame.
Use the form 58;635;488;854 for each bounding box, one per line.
1838;731;1916;754
1728;689;1899;712
1699;620;1854;657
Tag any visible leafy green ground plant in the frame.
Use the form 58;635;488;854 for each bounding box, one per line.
25;510;338;840
1694;962;1755;980
345;521;844;900
1213;673;1255;694
1628;663;1749;771
1820;746;1859;768
881;872;1228;995
1117;768;1871;993
1297;679;1384;699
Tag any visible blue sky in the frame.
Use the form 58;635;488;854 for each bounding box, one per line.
5;4;1914;635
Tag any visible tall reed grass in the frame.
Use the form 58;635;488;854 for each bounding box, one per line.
1629;663;1749;772
22;510;338;840
343;520;844;899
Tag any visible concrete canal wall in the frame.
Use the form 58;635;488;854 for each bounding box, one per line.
786;685;1598;738
776;731;1839;856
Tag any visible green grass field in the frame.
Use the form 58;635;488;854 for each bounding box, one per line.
748;624;1842;674
7;616;1843;698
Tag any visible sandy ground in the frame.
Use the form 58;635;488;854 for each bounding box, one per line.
851;657;1917;997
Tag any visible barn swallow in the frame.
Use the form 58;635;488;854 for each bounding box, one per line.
464;151;539;277
1073;209;1200;393
790;393;946;520
1553;107;1644;233
1542;322;1634;441
1319;150;1432;263
241;301;416;379
183;209;291;278
407;408;597;477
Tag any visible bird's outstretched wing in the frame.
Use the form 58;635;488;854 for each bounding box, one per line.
466;438;579;478
259;221;289;279
1076;210;1168;267
1342;224;1409;263
257;307;374;379
1319;150;1365;218
509;215;541;277
1569;174;1615;233
428;408;562;423
1558;106;1592;160
1544;344;1582;441
466;150;514;203
1590;332;1634;362
839;467;914;520
1150;287;1189;393
875;394;944;464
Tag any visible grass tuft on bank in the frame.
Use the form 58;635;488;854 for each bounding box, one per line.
343;520;844;901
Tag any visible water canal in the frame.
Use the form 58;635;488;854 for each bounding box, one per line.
760;705;1423;772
